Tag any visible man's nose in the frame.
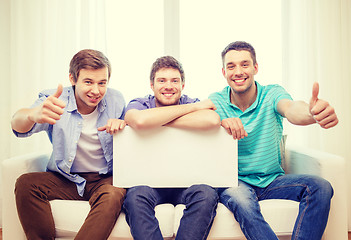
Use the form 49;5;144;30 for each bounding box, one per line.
234;66;244;75
91;84;99;94
164;81;173;89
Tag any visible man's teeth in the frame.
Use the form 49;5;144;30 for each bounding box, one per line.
234;79;245;83
163;93;173;97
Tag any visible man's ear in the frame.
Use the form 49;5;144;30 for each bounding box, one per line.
150;81;154;90
254;63;259;75
69;74;76;85
222;67;226;77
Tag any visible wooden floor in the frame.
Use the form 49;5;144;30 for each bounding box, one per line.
0;229;349;239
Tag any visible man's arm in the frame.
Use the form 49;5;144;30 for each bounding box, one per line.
11;85;66;133
166;109;220;130
125;99;220;130
277;82;338;129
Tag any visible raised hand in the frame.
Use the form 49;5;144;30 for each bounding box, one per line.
309;82;338;129
221;117;248;140
30;84;66;125
98;119;126;135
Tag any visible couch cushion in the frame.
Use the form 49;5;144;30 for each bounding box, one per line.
50;200;175;239
50;200;90;238
260;199;299;234
51;199;299;239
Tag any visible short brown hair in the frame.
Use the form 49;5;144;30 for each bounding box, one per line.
150;56;185;83
221;41;257;66
69;49;111;83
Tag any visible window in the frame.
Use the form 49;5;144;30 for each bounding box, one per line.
105;0;164;102
179;0;282;99
105;0;282;102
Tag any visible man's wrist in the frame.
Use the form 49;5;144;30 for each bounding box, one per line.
27;112;36;124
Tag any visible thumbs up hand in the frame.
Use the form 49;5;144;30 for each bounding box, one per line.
30;84;66;125
309;82;338;129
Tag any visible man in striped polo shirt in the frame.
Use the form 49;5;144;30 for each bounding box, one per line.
209;41;338;240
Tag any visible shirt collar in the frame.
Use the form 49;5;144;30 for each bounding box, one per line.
66;86;107;113
225;81;262;113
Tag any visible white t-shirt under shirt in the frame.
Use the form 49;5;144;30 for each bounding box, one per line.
71;108;107;173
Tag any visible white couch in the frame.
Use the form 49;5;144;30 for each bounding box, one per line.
1;128;348;240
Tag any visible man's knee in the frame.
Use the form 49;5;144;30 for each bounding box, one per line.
108;186;126;206
125;186;156;203
309;176;334;201
186;184;218;205
219;186;259;214
123;186;160;216
15;173;40;198
90;185;126;210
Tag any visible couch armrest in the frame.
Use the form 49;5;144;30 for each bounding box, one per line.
1;152;50;240
285;146;348;240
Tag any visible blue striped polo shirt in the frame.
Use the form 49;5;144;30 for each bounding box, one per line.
209;82;293;188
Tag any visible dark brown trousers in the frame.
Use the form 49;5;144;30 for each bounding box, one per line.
15;171;126;240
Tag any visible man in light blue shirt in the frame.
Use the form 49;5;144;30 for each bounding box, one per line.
11;49;126;240
209;41;338;240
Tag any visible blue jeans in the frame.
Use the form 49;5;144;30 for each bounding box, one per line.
219;174;333;240
123;184;218;240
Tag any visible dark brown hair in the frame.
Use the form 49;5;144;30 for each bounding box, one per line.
150;56;185;83
69;49;111;83
221;41;257;66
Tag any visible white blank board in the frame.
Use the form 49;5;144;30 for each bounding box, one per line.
113;126;237;188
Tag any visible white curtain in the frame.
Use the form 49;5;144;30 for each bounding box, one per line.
282;0;351;229
0;0;108;226
5;0;107;157
0;0;165;227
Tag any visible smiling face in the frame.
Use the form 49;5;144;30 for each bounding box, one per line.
151;68;184;107
222;50;258;96
70;67;108;114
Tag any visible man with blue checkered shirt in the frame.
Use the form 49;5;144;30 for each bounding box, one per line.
209;41;338;240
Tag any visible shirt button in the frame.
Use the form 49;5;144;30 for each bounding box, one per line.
69;159;72;162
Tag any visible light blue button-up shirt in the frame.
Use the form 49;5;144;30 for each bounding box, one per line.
13;86;126;196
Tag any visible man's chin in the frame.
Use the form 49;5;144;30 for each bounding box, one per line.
156;98;179;107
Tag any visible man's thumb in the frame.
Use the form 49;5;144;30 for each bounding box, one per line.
311;82;319;104
53;84;63;98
